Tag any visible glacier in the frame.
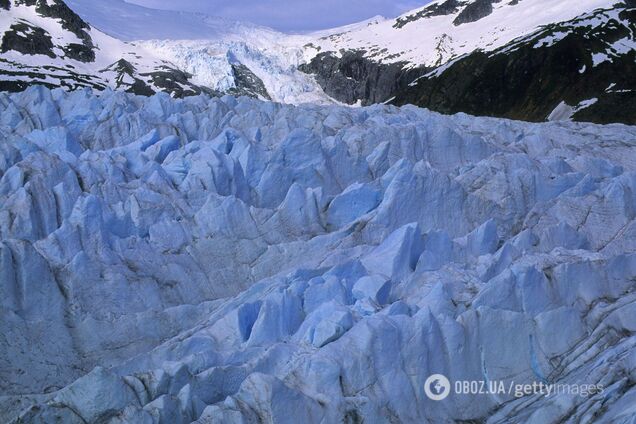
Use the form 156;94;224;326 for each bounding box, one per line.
136;39;336;104
1;86;636;423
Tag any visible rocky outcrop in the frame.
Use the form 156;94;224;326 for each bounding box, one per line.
1;22;56;58
141;66;220;98
453;0;497;25
102;59;155;96
393;0;467;29
229;63;271;100
299;50;426;105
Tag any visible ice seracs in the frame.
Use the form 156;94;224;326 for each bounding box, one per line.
1;86;636;423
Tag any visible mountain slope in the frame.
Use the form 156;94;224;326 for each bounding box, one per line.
299;0;636;125
391;1;636;124
307;0;611;68
65;0;335;104
64;0;267;42
0;0;223;96
0;0;330;102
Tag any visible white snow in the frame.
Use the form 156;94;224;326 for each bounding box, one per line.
533;31;569;48
65;0;271;42
308;0;613;67
592;51;611;66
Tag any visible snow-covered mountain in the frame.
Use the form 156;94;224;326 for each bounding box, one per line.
2;84;636;424
2;0;633;122
0;0;227;96
391;0;636;124
0;0;333;103
300;0;636;124
64;0;271;42
63;0;336;104
307;0;611;67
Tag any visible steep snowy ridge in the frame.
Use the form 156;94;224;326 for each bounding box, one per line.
307;0;612;67
1;86;636;423
0;0;223;96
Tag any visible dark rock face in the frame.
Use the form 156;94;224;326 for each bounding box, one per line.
394;0;466;29
392;4;636;124
62;43;94;62
101;59;155;96
453;0;495;26
141;67;220;98
6;0;96;62
230;63;271;100
1;22;56;58
34;0;95;62
299;50;426;105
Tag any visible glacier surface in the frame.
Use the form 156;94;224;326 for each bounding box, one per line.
1;87;636;423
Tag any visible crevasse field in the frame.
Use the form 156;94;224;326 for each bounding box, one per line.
2;86;636;423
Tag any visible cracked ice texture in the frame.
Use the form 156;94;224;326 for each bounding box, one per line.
1;86;636;423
